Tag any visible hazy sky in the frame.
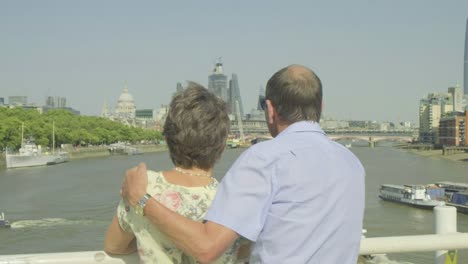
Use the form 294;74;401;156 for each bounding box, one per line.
1;1;467;123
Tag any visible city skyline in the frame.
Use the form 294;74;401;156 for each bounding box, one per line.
1;1;467;123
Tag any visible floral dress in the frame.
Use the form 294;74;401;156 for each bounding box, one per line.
117;170;241;264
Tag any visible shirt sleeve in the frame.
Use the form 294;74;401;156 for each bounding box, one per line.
116;199;132;233
204;147;276;241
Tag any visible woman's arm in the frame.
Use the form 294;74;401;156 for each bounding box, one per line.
104;215;137;255
122;163;240;262
143;198;239;263
236;239;251;263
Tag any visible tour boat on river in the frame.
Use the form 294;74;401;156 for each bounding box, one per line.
0;212;10;228
435;182;468;214
435;181;468;193
379;184;445;209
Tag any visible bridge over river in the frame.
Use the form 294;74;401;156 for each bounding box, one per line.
327;134;414;147
231;120;415;147
326;130;415;147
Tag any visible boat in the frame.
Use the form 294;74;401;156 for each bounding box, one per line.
108;142;141;155
379;184;445;209
5;122;69;169
434;182;468;214
435;181;468;194
345;143;352;148
226;138;240;148
250;136;271;145
0;212;11;228
446;192;468;214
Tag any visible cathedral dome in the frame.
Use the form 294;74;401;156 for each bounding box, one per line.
115;81;136;119
118;83;135;104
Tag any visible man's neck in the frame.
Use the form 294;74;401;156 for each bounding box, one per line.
276;123;289;135
272;119;291;137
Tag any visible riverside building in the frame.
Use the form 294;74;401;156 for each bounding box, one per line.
419;82;468;145
439;110;468;146
419;92;453;144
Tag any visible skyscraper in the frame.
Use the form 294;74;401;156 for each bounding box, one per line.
208;60;228;102
448;83;463;112
56;97;66;108
465;17;468;95
176;82;183;93
8;96;27;105
46;96;55;108
257;86;265;111
46;96;67;108
228;73;244;119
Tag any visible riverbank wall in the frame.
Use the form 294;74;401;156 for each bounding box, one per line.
405;148;468;162
0;153;5;168
0;145;168;169
66;144;167;160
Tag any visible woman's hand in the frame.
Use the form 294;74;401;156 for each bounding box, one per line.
121;162;148;206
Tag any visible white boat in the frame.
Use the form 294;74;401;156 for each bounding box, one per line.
0;212;11;228
345;143;352;148
5;123;68;169
379;184;445;209
108;142;140;155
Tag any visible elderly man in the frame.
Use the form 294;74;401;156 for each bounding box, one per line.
122;64;365;263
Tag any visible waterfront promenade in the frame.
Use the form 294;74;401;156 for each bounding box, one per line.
0;144;167;169
408;149;468;163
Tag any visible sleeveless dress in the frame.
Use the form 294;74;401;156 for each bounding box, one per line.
117;170;241;264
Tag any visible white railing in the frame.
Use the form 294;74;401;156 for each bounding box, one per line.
0;251;138;264
361;233;468;254
0;206;465;264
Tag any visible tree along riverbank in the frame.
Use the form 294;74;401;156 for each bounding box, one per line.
0;108;163;151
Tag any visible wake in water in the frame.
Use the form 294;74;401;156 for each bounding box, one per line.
10;218;99;229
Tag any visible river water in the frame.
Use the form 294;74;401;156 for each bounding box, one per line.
0;144;467;263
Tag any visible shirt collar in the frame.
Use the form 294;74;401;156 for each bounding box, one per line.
276;121;326;138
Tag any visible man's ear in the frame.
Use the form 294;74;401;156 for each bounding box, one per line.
266;99;275;124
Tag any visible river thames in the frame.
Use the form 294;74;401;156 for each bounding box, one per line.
0;144;467;264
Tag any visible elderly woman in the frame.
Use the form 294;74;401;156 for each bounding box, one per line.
104;83;244;263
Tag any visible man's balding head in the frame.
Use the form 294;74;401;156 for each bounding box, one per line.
265;64;322;123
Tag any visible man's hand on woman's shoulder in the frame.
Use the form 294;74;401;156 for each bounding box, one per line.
121;162;149;206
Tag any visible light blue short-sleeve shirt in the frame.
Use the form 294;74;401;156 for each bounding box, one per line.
205;121;365;264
